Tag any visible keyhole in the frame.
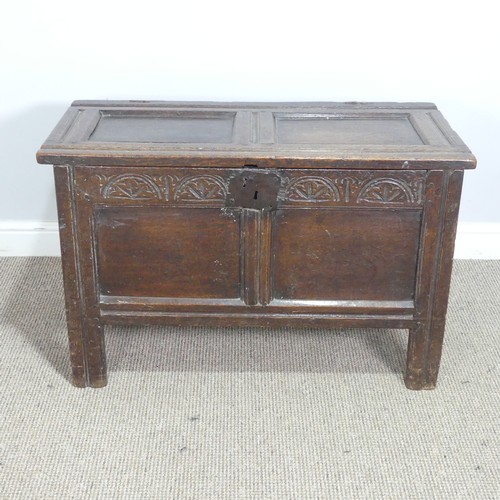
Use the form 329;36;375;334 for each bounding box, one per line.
253;191;259;200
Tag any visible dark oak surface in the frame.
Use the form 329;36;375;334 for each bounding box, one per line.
37;101;476;169
272;208;421;301
97;207;241;298
38;101;476;389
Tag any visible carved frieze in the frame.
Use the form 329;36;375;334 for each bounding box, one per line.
89;169;424;207
282;171;424;207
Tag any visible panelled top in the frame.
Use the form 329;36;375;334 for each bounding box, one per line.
36;101;476;169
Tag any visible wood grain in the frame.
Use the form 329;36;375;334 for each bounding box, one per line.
38;102;475;389
37;101;476;170
272;208;422;301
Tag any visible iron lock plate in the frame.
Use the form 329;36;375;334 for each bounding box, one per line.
226;170;282;211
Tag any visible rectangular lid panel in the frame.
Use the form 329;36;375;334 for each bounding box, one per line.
275;114;423;145
89;112;236;144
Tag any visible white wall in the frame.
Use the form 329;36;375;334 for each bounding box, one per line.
1;0;499;256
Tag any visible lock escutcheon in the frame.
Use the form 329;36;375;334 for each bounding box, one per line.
226;170;282;211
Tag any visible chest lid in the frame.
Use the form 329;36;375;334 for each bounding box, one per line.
37;101;476;169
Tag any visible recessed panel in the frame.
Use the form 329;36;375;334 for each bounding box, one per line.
272;208;422;301
90;112;235;143
276;115;423;145
96;207;241;298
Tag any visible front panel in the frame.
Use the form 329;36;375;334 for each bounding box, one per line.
74;167;425;318
272;208;421;301
96;206;241;299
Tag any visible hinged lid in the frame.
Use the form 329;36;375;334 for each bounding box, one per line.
36;101;476;169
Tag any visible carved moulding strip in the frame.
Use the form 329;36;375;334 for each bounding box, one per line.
93;171;230;203
283;171;424;206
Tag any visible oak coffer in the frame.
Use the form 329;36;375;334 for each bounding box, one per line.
37;101;476;389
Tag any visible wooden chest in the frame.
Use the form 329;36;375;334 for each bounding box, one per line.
37;101;476;389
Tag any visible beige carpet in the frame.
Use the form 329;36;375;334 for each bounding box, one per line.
0;258;498;499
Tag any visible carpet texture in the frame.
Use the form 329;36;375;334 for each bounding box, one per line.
0;258;498;499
